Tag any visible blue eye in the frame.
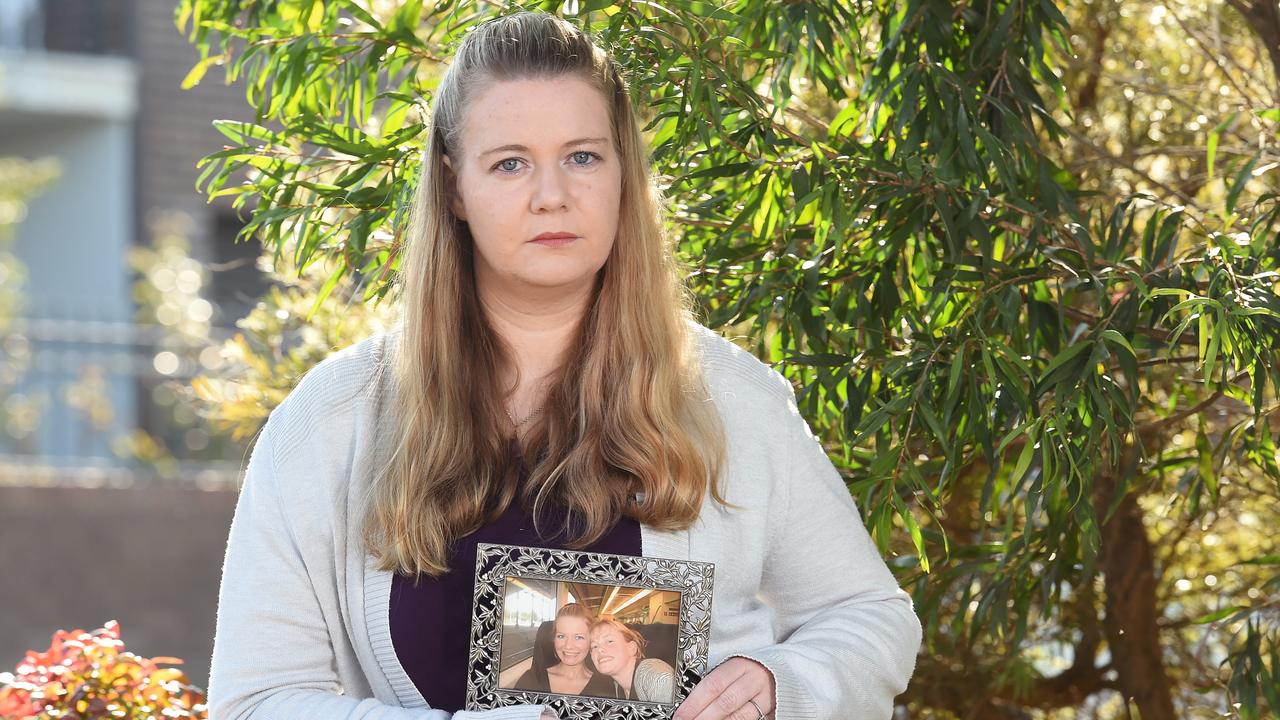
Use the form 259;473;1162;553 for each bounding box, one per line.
490;151;601;174
494;158;522;173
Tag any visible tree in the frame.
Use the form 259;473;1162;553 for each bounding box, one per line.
178;1;1279;717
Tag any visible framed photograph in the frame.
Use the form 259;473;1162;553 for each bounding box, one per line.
465;542;715;719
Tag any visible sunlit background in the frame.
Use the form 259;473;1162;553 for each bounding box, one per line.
0;0;269;689
1;0;1278;717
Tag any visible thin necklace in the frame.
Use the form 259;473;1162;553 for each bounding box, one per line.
505;402;544;429
506;374;552;429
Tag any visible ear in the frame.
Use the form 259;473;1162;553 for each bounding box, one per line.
440;153;468;222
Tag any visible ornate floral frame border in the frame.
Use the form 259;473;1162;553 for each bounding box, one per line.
466;542;716;719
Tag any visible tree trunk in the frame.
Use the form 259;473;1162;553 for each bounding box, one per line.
1094;464;1177;720
1228;0;1280;95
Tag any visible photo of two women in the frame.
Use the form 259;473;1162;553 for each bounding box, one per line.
496;578;680;704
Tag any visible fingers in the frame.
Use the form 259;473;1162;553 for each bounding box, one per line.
715;695;772;720
674;658;774;720
693;682;770;720
673;660;748;719
742;697;774;720
738;699;773;720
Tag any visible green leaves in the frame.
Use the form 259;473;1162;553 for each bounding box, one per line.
1035;339;1092;394
1206;112;1237;182
174;1;1280;715
1227;151;1262;215
1224;617;1280;720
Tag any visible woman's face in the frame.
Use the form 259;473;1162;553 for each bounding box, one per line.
441;76;622;297
553;616;591;667
589;624;639;678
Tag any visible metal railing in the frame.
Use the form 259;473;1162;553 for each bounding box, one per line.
1;313;245;489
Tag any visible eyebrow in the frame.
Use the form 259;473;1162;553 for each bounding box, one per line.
480;137;609;158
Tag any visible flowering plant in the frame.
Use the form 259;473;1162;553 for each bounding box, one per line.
0;621;206;719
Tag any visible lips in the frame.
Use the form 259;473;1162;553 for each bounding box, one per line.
530;232;579;246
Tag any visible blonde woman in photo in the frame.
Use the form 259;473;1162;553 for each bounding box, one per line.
513;603;618;698
207;10;921;720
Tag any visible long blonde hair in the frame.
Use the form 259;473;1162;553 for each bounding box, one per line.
363;11;728;577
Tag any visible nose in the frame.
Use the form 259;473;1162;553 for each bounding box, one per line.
530;164;569;213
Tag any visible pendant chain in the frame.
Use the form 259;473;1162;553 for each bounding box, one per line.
505;403;545;429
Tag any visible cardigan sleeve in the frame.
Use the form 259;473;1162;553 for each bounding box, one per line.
723;392;922;720
207;414;549;720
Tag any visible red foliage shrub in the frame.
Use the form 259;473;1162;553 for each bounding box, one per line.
0;621;206;719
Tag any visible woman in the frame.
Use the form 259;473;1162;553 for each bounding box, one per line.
512;604;617;697
588;618;676;704
207;10;921;720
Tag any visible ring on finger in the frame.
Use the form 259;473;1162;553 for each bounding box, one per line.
747;698;767;720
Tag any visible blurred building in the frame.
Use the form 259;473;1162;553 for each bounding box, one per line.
0;0;268;688
0;0;268;483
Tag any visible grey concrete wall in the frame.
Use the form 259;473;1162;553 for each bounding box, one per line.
0;484;237;690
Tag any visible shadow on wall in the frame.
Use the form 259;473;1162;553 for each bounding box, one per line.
0;484;237;689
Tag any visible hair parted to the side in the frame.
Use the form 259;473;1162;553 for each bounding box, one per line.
362;10;729;579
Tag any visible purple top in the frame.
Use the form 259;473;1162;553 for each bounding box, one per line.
388;453;642;712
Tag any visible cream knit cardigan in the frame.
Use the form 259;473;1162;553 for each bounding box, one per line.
207;322;921;720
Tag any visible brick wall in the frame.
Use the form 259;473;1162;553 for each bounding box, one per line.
134;0;268;324
42;0;133;56
0;485;237;690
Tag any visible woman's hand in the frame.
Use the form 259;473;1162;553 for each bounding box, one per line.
672;657;776;720
539;709;560;720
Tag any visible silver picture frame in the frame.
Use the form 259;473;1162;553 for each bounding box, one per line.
466;542;715;719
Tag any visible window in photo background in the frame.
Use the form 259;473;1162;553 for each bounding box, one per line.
496;577;681;703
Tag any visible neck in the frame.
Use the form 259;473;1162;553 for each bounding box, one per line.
556;662;592;680
476;272;596;386
617;658;638;696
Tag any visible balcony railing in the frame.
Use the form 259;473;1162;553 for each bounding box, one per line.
1;313;244;489
0;0;131;57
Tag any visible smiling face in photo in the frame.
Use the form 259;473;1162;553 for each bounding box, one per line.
553;615;591;667
442;75;622;296
589;623;638;677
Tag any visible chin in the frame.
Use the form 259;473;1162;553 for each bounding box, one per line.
519;271;598;289
518;256;606;283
